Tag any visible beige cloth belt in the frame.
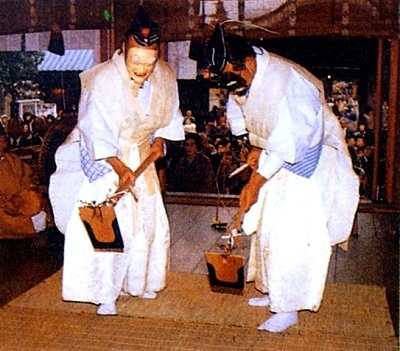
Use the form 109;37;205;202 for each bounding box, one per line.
120;138;159;197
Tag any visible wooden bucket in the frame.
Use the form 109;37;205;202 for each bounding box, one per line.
205;251;245;295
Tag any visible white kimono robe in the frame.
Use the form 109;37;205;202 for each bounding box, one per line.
49;51;184;304
227;49;359;313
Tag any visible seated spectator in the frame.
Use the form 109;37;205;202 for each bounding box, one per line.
198;131;217;159
0;114;9;134
211;138;228;175
205;121;218;141
354;122;374;146
7;117;24;148
209;105;220;124
22;112;35;133
31;116;48;145
168;133;216;193
332;98;346;118
216;151;240;194
0;132;46;238
215;114;232;139
46;114;56;125
183;116;197;134
346;135;360;170
184;109;196;123
356;135;367;150
359;106;374;130
38;108;78;186
19;123;36;147
357;146;372;198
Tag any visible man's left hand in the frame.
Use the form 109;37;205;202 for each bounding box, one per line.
239;173;267;212
150;137;165;160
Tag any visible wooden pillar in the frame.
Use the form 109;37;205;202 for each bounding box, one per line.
238;0;245;35
187;0;195;40
29;0;37;32
109;0;116;57
288;0;297;36
69;0;77;30
100;0;116;62
385;38;399;204
372;39;383;201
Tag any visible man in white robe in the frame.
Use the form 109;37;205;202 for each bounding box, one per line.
200;26;359;332
49;7;184;315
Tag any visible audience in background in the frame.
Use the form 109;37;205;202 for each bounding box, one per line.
1;98;377;200
0;132;46;238
169;133;216;193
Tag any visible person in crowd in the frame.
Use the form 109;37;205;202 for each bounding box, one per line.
356;135;367;151
199;26;359;333
359;106;374;131
183;116;197;134
359;145;374;198
346;134;365;193
216;150;240;194
30;116;48;145
6;117;24;148
211;138;228;175
205;121;218;141
46;114;56;125
184;109;196;123
22;112;35;133
19;123;35;147
0;114;8;134
356;146;371;198
49;7;184;316
38;108;78;186
198;131;217;160
338;117;355;139
170;132;215;193
346;134;360;170
354;122;374;146
0;131;46;238
215;113;232;139
332;98;346;118
208;105;220;124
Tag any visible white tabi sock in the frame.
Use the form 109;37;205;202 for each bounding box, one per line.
248;295;270;307
141;291;157;299
258;312;298;333
97;302;117;316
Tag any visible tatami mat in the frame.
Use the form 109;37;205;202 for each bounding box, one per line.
0;269;397;351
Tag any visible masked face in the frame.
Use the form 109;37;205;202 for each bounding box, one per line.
221;60;255;103
124;37;158;88
220;72;249;96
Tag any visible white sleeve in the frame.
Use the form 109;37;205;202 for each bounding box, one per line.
257;151;285;180
154;99;185;141
226;96;247;136
255;70;322;180
78;89;121;161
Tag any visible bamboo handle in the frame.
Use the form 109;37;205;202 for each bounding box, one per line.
233;206;245;231
113;152;159;200
133;151;159;178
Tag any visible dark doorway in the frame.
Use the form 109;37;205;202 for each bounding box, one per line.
37;71;81;112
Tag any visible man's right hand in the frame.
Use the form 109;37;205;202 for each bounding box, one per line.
107;157;137;191
247;147;262;170
239;172;267;212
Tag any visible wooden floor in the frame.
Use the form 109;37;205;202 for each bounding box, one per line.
0;202;398;338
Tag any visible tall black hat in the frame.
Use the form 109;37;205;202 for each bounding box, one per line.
125;6;160;46
190;24;254;75
204;24;228;74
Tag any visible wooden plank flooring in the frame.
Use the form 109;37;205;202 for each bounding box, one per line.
0;203;398;337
